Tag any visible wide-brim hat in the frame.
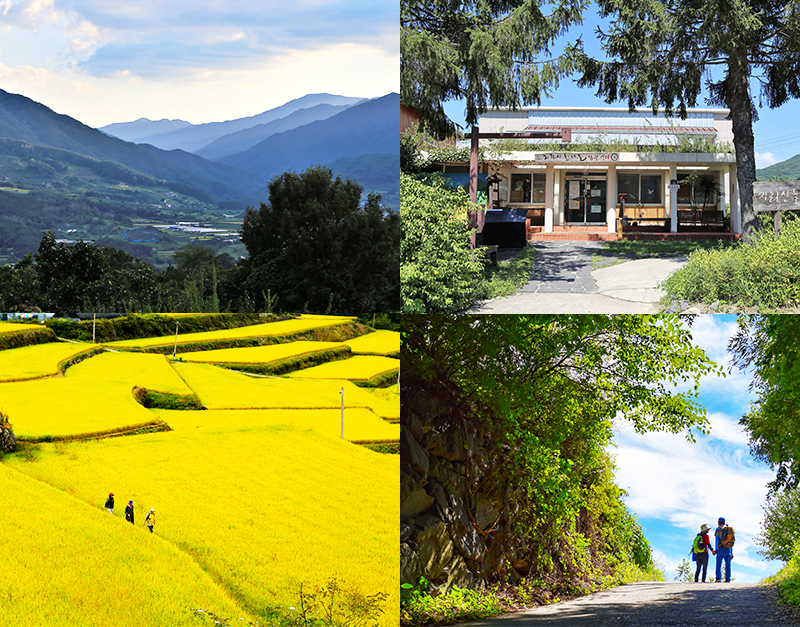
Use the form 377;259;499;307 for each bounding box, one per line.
700;523;711;533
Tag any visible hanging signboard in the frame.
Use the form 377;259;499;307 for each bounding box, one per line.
534;152;620;163
753;181;800;213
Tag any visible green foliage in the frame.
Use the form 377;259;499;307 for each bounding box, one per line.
764;540;800;605
402;316;710;620
0;324;56;351
472;244;538;301
754;487;800;562
401;583;503;625
286;577;387;627
674;559;693;582
400;174;485;313
401;0;587;137
661;216;800;309
132;387;203;410
730;315;800;491
238;166;400;314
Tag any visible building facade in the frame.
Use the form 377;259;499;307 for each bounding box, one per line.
442;106;740;235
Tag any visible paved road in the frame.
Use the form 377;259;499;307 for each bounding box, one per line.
464;582;799;627
468;243;687;314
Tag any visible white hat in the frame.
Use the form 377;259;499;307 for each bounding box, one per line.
150;508;155;512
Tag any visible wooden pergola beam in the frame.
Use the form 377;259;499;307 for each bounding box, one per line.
467;126;572;247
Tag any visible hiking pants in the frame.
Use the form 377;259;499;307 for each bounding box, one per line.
715;550;732;582
694;552;709;582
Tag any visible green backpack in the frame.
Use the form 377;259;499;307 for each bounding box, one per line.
693;534;707;554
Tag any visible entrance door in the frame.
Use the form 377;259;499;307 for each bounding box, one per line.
564;177;607;224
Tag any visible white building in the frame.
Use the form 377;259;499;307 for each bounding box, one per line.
442;106;740;237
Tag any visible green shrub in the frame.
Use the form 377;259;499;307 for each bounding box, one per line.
45;313;270;343
401;174;486;313
763;539;800;605
662;215;800;309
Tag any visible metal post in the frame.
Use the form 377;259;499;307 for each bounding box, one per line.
92;312;96;344
172;321;179;359
340;387;344;439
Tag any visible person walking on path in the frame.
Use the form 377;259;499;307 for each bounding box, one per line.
105;492;114;514
125;500;134;525
714;517;735;582
693;523;717;582
145;508;155;533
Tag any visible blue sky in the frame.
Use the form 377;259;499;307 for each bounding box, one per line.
0;0;399;127
610;315;779;583
442;5;800;169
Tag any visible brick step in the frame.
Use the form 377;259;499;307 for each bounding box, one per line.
528;225;610;234
528;232;619;242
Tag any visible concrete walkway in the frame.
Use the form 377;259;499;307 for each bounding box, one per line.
467;242;688;314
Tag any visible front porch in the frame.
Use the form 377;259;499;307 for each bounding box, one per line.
522;223;739;243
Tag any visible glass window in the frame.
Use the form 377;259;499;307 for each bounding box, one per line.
498;178;508;202
617;173;662;204
641;175;662;204
532;173;546;204
510;173;531;203
618;173;639;203
677;172;718;207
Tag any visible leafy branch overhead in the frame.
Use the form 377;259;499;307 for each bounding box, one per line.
576;0;800;240
401;0;588;137
403;315;721;439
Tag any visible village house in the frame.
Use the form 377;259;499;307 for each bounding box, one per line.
433;106;740;244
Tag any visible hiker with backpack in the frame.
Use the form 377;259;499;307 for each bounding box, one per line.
691;523;717;582
714;516;735;582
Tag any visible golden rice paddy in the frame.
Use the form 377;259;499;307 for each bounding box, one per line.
66;350;194;395
344;330;400;355
287;355;399;382
0;320;46;334
0;314;398;627
0;340;99;381
104;315;357;350
178;340;343;364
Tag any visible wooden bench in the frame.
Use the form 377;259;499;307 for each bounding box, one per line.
677;210;727;229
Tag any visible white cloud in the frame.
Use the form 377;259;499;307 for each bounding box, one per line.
755;151;780;169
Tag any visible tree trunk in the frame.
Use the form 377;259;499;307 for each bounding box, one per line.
726;62;758;241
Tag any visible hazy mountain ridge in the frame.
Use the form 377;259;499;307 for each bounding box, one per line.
221;93;400;184
195;103;353;161
0;89;260;201
100;94;364;153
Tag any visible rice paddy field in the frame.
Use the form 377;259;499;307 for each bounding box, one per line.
0;314;399;627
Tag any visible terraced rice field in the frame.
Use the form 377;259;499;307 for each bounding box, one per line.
104;315;357;351
287;355;399;382
0;341;99;381
344;330;400;355
0;320;46;333
179;340;343;365
0;314;398;627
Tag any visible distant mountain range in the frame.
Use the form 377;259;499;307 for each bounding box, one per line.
0;88;399;266
100;93;365;153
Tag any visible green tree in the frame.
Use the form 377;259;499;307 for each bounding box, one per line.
404;315;719;437
401;174;485;313
754;487;800;562
577;0;800;240
401;0;587;137
729;315;800;491
403;315;710;597
674;559;693;582
238;166;400;314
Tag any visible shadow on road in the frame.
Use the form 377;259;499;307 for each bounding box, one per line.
463;582;794;627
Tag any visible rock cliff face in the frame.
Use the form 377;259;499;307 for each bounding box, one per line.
401;378;527;594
